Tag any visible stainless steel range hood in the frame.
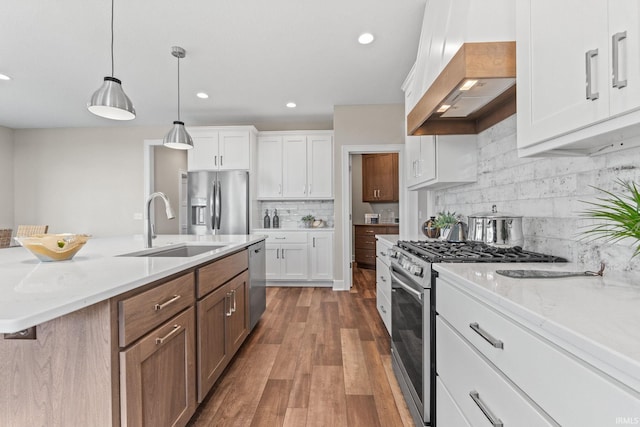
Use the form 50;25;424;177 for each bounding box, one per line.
407;42;516;136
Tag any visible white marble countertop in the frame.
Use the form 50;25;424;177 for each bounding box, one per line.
252;227;334;232
0;234;265;333
434;262;640;390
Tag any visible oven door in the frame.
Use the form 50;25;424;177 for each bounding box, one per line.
390;263;430;424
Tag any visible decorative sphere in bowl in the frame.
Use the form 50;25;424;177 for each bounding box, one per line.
14;233;91;262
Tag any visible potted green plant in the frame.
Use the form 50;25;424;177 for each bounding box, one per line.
301;214;315;228
580;179;640;258
434;211;459;240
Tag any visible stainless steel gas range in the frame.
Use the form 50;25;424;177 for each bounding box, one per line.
388;240;565;427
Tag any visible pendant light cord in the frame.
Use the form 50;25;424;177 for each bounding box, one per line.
177;56;181;121
110;0;115;77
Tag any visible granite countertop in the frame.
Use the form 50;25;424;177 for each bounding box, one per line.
0;234;265;333
434;262;640;391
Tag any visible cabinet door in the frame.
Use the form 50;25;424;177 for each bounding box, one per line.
280;243;308;279
218;131;250;170
376;153;399;202
309;232;333;280
361;154;379;201
257;136;283;198
609;0;640;116
120;307;197;427
188;133;219;171
227;271;249;356
518;0;609;148
405;136;422;187
418;136;436;183
436;377;472;427
307;135;333;198
265;245;281;279
196;285;230;402
282;135;308;198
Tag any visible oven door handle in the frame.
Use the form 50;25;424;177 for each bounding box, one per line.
390;270;423;301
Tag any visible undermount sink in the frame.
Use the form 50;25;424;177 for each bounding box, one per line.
119;243;227;258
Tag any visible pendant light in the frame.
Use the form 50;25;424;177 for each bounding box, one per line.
87;0;136;120
163;46;193;150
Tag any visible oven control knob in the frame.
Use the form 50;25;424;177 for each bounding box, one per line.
409;264;423;276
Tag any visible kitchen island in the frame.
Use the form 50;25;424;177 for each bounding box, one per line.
0;234;265;427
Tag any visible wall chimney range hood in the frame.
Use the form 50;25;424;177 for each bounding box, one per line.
407;42;516;136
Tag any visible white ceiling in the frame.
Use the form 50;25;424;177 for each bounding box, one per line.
1;0;426;130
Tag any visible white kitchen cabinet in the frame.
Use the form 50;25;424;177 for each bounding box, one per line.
517;0;640;156
406;135;476;190
257;131;333;200
309;231;333;281
436;273;640;426
187;127;255;171
263;232;308;281
375;237;393;334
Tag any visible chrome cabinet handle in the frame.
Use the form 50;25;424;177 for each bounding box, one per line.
214;155;217;166
276;248;280;259
155;324;181;345
313;237;316;248
231;289;237;313
585;48;599;100
282;249;285;259
226;292;233;317
381;276;386;282
469;391;503;427
278;184;282;195
220;155;223;166
612;31;628;89
309;183;312;194
469;322;504;349
154;295;181;311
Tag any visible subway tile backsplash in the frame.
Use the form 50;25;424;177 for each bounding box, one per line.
431;115;640;272
255;200;334;229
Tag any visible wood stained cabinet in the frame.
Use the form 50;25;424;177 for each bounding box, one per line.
362;153;398;202
354;225;398;269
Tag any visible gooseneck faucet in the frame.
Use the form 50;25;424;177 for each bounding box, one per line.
145;192;175;248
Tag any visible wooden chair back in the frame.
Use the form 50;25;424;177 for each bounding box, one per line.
15;225;49;237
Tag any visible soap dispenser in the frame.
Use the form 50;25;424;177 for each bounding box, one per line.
273;209;280;228
263;209;271;228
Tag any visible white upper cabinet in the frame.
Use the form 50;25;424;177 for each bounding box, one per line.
517;0;640;156
257;131;333;200
187;126;256;171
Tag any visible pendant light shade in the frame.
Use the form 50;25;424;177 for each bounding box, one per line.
163;46;193;150
87;0;136;120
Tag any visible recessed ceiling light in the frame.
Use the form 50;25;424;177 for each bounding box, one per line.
196;92;209;99
0;73;12;81
358;33;375;45
286;102;297;108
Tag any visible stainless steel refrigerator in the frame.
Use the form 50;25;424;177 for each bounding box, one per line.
187;170;249;235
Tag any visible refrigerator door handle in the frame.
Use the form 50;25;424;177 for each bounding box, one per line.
214;180;222;230
210;180;216;231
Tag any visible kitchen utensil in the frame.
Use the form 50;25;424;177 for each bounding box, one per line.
447;220;468;242
496;263;605;279
468;204;524;248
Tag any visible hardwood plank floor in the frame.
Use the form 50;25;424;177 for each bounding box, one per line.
188;266;411;427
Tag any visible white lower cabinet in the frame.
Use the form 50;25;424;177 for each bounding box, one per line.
437;317;556;426
375;238;393;334
436;275;640;426
261;230;334;284
436;376;471;427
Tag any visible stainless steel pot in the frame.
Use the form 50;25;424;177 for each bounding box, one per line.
468;205;524;247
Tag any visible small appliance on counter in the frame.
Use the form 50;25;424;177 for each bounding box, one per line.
364;213;379;224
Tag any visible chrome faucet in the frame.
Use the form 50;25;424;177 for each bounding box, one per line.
145;192;175;248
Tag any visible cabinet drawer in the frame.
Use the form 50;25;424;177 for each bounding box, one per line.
376;285;391;334
264;232;308;244
198;250;248;298
119;272;195;347
354;235;375;249
437;278;640;426
437;317;556;426
355;249;375;266
375;258;391;302
436;377;471;427
354;226;378;236
375;240;392;266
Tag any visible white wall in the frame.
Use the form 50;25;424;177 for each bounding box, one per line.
0;126;14;229
13;126;167;236
432;115;640;272
153;145;187;234
333;104;405;281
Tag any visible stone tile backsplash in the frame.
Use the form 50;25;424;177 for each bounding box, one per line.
431;115;640;272
256;200;334;229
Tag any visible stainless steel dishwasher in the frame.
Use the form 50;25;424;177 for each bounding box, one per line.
248;240;266;330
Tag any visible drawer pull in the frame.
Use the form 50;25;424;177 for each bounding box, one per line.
380;276;387;282
155;324;181;345
231;289;237;313
585;48;599;100
274;237;286;240
154;295;181;311
469;391;503;427
226;292;233;317
379;305;386;314
469;322;504;349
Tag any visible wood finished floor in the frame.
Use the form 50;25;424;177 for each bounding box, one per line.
188;266;412;427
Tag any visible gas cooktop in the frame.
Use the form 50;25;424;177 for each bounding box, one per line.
397;240;567;263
